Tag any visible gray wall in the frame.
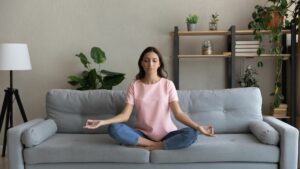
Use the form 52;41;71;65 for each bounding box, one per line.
0;0;272;144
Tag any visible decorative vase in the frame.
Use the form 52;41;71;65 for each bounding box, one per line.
209;22;218;30
187;23;196;31
202;40;213;55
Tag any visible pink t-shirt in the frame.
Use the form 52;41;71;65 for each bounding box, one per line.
126;78;178;141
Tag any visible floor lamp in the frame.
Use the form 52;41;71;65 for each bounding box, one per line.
0;43;32;157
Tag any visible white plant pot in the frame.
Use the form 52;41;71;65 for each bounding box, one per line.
187;23;196;31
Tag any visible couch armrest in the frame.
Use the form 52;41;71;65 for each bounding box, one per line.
263;116;299;169
7;118;44;169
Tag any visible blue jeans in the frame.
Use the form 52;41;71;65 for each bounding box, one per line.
107;123;198;150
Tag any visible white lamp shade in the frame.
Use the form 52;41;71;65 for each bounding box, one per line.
0;43;32;70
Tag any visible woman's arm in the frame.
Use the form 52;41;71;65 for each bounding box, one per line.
170;101;214;136
84;103;133;129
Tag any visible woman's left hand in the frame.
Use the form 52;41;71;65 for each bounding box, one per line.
196;125;214;137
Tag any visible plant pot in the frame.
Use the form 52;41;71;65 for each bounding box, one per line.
267;10;284;28
209;22;218;30
187;23;196;31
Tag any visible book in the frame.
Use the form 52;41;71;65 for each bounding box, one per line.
235;48;258;52
235;44;260;49
273;106;288;117
236;41;259;45
235;52;258;57
279;103;288;109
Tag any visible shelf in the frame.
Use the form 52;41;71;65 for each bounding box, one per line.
177;29;291;36
178;53;290;59
178;54;231;58
235;53;290;60
270;115;291;119
235;29;291;35
178;30;229;36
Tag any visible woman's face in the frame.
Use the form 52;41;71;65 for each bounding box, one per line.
141;52;161;75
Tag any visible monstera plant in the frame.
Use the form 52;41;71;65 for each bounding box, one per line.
68;47;125;90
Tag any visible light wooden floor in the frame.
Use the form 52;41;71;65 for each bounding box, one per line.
0;156;8;169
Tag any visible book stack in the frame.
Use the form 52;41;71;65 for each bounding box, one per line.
235;41;259;57
273;104;288;117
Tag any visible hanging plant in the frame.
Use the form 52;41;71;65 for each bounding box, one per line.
248;0;292;108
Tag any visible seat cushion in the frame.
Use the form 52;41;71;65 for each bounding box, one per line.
23;134;150;164
151;134;279;163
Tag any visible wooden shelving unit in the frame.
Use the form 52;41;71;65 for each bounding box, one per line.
235;53;290;60
177;29;291;36
178;54;231;59
173;25;297;127
271;115;291;119
178;30;228;36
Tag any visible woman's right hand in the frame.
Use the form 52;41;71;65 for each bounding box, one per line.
197;125;214;137
83;119;105;129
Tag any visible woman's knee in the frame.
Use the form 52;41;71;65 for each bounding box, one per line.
107;123;123;137
181;127;198;143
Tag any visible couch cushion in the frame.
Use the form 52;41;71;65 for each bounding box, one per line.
22;119;57;147
249;120;279;145
174;88;263;133
47;88;262;134
46;89;136;134
151;134;279;163
23;134;149;164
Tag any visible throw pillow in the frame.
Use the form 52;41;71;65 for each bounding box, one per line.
249;120;279;145
22;119;57;147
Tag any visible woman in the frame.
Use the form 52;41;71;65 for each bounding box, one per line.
84;47;214;150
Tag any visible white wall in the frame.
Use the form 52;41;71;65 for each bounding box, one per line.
0;0;270;144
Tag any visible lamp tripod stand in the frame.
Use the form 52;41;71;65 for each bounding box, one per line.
0;71;28;157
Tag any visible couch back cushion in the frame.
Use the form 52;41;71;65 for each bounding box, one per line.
175;87;263;133
46;87;262;134
46;89;135;134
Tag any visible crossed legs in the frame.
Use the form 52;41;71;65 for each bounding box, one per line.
108;123;197;150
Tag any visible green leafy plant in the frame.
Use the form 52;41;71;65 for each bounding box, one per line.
248;0;294;108
210;13;219;24
186;14;199;24
68;47;125;90
291;0;300;30
239;65;259;87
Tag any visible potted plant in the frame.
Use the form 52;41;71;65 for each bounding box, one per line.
248;0;293;109
209;12;219;30
239;65;259;87
186;14;199;31
68;46;125;90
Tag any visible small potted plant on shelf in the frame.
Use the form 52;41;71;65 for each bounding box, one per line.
68;46;125;90
186;14;199;31
239;65;259;87
209;12;219;30
248;0;294;109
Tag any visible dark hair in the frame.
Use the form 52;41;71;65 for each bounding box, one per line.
135;46;168;80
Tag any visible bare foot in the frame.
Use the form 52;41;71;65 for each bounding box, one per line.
126;142;164;150
126;145;149;150
145;142;164;150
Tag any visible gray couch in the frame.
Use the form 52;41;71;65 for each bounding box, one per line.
8;87;299;169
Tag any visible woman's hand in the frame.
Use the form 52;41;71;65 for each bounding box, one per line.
197;125;214;137
83;119;105;129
